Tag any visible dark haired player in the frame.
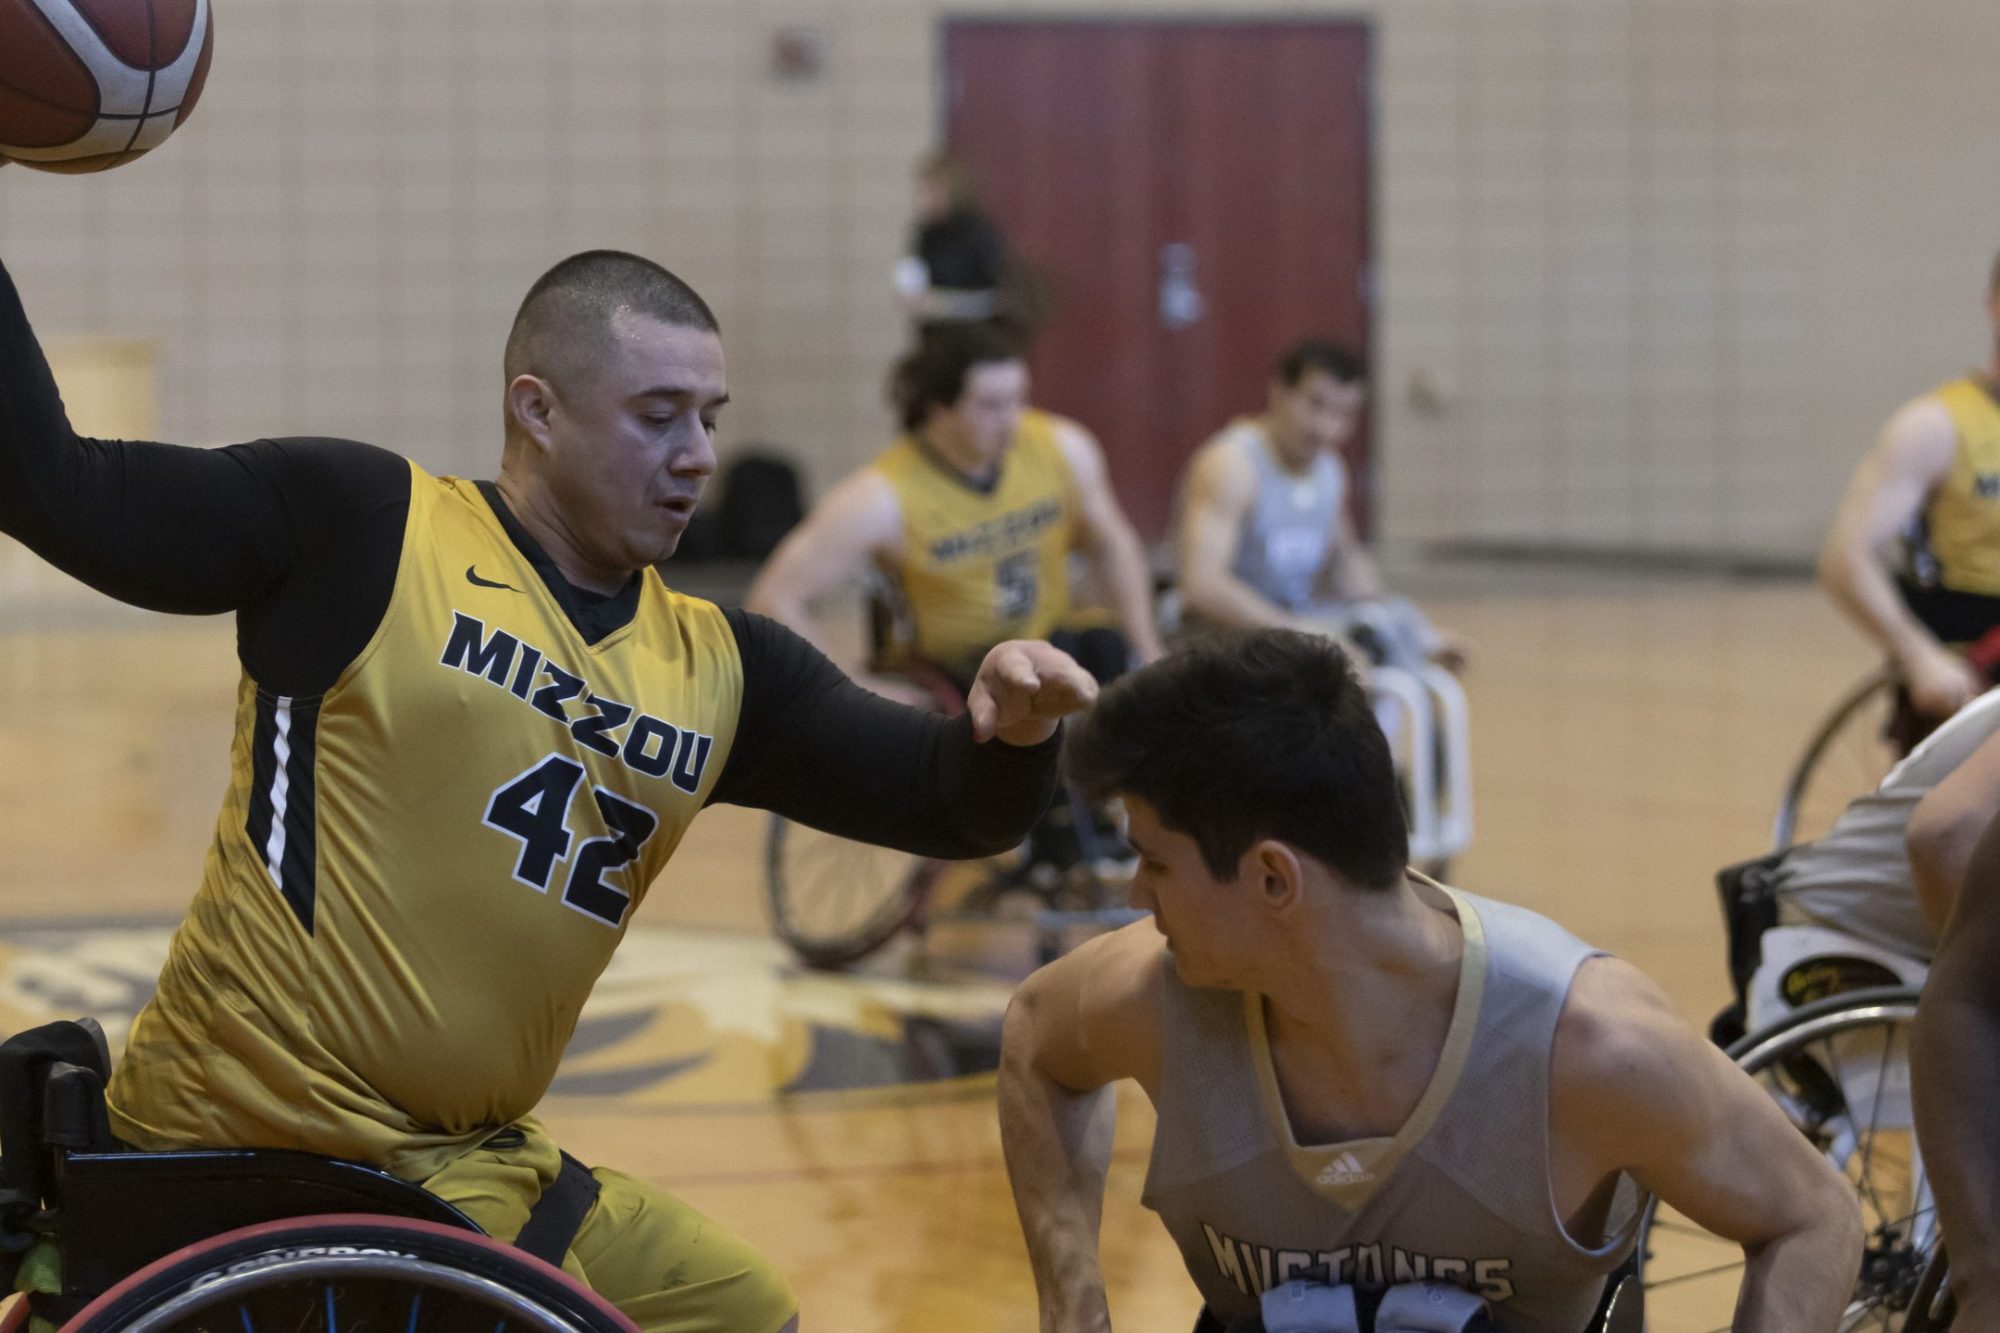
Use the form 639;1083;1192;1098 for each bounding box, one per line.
0;250;1094;1331
999;631;1861;1331
747;323;1161;700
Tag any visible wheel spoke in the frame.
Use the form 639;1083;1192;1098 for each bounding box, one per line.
1645;1258;1749;1290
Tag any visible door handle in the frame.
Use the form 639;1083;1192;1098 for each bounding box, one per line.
1158;242;1205;330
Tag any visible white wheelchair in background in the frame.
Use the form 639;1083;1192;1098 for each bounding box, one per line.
1331;596;1473;871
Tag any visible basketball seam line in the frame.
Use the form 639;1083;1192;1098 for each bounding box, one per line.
117;0;160;157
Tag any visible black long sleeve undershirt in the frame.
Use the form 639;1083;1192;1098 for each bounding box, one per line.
0;256;1055;859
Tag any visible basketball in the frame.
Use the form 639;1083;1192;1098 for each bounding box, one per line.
0;0;213;173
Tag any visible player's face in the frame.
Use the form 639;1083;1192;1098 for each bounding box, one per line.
1121;797;1266;991
549;313;727;569
938;359;1029;470
1269;369;1365;461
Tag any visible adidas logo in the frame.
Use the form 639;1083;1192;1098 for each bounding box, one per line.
1317;1151;1371;1187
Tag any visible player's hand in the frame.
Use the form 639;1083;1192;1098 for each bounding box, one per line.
1903;640;1982;719
968;640;1098;746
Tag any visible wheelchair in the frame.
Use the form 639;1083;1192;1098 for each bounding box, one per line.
1638;856;1942;1328
764;582;1144;970
0;1019;635;1332
1770;667;1900;852
764;655;1141;969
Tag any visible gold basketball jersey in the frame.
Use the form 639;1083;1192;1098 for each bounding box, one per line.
1923;378;2000;596
108;466;742;1179
873;408;1078;679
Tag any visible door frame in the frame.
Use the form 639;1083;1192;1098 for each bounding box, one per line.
932;12;1381;536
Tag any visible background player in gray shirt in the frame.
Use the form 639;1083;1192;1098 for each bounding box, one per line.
1175;339;1460;674
999;631;1861;1331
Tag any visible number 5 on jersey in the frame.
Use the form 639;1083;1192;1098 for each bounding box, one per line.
483;754;659;927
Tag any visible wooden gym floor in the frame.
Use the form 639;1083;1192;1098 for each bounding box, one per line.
0;555;1880;1329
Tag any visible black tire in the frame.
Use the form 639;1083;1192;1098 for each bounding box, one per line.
765;814;938;969
1772;669;1899;852
65;1214;636;1332
1640;988;1934;1329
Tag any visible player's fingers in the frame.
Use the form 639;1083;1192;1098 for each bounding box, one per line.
1028;655;1097;716
966;679;999;742
994;645;1042;695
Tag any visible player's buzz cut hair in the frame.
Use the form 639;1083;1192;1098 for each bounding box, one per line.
504;249;720;399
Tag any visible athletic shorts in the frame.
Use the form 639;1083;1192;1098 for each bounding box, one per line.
420;1117;797;1333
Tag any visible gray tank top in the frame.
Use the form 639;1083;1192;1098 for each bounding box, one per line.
1222;420;1346;613
1141;885;1642;1330
1776;686;2000;959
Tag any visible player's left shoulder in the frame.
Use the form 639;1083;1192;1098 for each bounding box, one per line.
1549;954;1702;1115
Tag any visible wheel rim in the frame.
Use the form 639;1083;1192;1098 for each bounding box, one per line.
766;817;928;961
119;1254;584;1332
1642;999;1931;1332
1773;671;1898;851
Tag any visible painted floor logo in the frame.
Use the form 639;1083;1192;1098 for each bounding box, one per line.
0;918;1014;1106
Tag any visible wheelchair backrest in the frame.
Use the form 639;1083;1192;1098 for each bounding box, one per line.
1714;850;1787;1009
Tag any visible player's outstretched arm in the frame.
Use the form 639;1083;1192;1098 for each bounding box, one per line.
1817;398;1976;718
745;468;900;659
0;255;407;645
1051;417;1163;664
1912;808;2000;1324
1554;957;1863;1333
709;610;1070;858
999;921;1164;1333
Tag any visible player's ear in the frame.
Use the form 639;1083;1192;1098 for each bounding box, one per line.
1253;839;1303;912
506;374;558;451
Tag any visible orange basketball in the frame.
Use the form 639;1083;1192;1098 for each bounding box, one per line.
0;0;213;173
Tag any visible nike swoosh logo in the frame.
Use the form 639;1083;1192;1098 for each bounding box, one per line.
466;565;523;592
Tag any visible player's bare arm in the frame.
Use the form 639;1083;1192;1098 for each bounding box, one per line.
1176;439;1297;631
999;920;1165;1333
1912;807;2000;1325
1818;397;1973;717
1322;498;1385;603
1051;417;1163;664
744;467;927;702
1553;957;1863;1333
1905;723;2000;935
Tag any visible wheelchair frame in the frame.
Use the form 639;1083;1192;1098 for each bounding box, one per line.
0;1020;633;1331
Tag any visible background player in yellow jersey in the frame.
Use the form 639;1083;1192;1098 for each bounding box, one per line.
1821;249;2000;729
0;248;1096;1333
746;323;1163;700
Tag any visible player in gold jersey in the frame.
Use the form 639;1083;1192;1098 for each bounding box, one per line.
746;324;1162;699
0;250;1095;1333
1821;249;2000;731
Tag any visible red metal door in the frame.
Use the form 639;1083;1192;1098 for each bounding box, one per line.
944;19;1372;540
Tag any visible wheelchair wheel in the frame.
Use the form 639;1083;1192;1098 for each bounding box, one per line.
1639;987;1933;1330
765;815;941;969
1901;1246;1955;1333
63;1214;637;1332
1772;668;1899;852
